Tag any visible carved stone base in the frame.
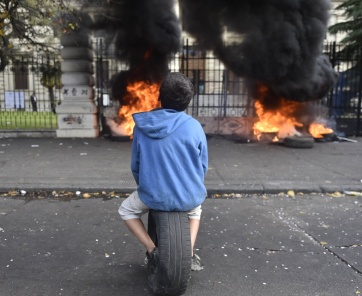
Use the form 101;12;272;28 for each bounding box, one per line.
56;85;99;138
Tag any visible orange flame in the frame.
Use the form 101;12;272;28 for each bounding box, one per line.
308;123;333;138
253;86;303;141
118;81;161;136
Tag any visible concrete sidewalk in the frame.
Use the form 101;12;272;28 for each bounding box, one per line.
0;136;361;194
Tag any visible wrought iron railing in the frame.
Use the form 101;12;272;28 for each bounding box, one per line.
323;42;362;136
0;54;61;130
1;40;360;136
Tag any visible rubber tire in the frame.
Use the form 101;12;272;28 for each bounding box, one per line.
283;135;315;148
147;210;191;296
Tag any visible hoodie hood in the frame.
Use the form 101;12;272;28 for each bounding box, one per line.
132;108;191;139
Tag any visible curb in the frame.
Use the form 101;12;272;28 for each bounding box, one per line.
1;184;362;196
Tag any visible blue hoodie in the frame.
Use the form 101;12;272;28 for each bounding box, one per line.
131;108;208;211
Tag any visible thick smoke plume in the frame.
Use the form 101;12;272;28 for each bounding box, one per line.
179;0;338;102
91;0;181;83
86;0;181;136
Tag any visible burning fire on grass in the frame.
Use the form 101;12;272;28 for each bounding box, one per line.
253;85;334;142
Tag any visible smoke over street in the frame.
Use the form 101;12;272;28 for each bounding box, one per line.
90;0;337;102
91;0;181;83
180;0;338;102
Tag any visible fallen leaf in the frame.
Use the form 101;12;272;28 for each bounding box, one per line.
287;190;295;198
327;192;343;198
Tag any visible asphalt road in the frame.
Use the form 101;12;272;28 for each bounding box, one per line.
1;194;361;296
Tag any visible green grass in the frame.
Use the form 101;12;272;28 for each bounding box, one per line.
0;111;58;129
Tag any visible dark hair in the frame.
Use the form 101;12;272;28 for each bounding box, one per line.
159;72;194;111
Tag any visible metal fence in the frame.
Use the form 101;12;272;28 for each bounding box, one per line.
324;42;362;136
1;40;361;137
0;54;61;130
96;39;362;137
175;40;253;119
96;39;253;136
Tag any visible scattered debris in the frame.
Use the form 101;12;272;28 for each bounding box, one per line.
327;192;343;198
1;190;362;202
337;136;358;143
287;190;295;198
344;191;362;197
0;190;127;202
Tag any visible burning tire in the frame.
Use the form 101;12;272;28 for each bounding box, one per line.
147;210;191;296
283;135;314;148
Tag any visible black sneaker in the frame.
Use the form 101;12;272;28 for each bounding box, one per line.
191;254;204;271
145;247;158;273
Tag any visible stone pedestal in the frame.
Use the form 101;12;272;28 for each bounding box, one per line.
56;18;99;138
56;85;99;137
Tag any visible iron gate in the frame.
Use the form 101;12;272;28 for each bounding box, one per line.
95;39;362;137
95;39;254;137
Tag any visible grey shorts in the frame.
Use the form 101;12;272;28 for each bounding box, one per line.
119;190;202;220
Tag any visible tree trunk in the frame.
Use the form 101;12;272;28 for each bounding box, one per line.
48;87;56;114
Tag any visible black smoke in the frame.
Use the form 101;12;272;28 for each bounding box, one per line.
90;0;181;84
179;0;338;102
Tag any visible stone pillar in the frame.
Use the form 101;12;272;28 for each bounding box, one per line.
56;20;99;138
